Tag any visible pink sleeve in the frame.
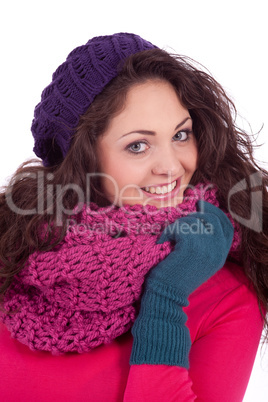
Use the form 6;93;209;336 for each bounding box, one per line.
123;279;264;401
124;366;195;401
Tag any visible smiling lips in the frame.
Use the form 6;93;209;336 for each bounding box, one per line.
141;179;179;198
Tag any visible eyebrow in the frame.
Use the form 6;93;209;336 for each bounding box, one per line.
120;117;192;138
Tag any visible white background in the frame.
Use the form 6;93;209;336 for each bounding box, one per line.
1;1;267;399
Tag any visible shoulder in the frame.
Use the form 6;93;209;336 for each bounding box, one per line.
185;261;264;341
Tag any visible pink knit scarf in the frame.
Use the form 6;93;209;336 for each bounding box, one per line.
1;184;240;354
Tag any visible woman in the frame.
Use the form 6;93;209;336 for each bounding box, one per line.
0;32;267;401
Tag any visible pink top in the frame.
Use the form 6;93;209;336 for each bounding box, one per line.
0;261;263;401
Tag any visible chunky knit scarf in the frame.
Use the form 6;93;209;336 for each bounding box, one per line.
1;184;240;355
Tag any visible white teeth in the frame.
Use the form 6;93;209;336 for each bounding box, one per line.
162;186;168;194
143;180;177;195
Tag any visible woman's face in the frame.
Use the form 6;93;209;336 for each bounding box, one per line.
97;80;198;208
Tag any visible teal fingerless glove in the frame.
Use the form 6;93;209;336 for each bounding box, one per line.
130;201;234;368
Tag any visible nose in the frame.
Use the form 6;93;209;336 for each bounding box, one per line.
151;146;183;177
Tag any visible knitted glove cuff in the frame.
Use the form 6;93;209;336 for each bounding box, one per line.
130;285;191;368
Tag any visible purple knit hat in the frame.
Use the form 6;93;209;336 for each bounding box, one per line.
31;33;156;166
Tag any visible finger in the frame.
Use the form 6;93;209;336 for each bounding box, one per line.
197;201;227;222
157;221;181;244
157;217;201;244
196;201;234;232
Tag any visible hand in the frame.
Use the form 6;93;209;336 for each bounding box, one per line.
150;200;234;296
130;201;234;368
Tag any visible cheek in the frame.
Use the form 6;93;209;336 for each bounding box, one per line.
101;152;146;184
191;152;198;172
189;145;198;171
98;151;121;179
99;154;138;194
181;147;198;178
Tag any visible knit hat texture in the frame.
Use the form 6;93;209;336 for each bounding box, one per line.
1;185;241;355
31;33;156;166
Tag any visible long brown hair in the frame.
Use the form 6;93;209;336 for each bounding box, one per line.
1;48;268;334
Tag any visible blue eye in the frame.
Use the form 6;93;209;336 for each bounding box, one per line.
127;142;148;154
173;130;192;142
